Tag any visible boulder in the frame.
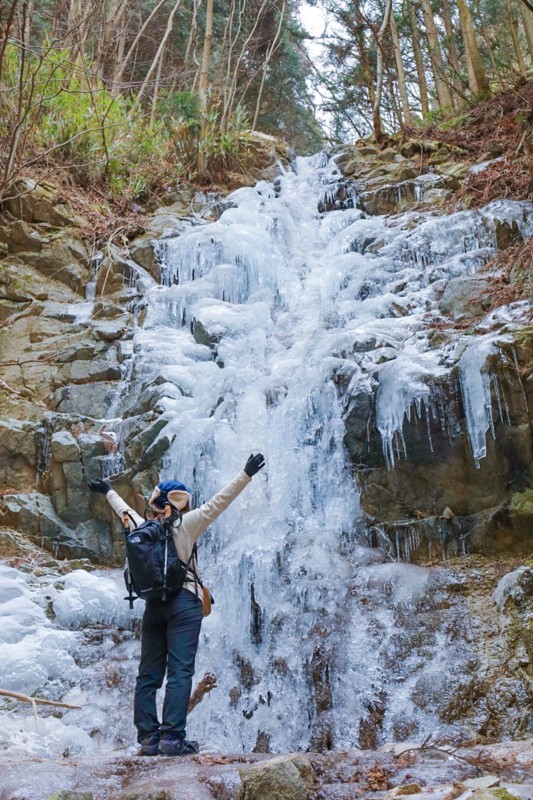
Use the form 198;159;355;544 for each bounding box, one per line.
16;235;90;294
433;161;469;189
0;419;39;490
438;276;491;321
2;220;48;252
360;181;418;216
54;383;119;418
0;492;94;559
129;237;161;282
96;248;135;295
3;179;76;227
191;317;224;349
68;360;122;384
0;297;32;323
377;147;398;163
51;430;80;462
125;417;171;471
91;316;131;342
243;131;293;182
237;754;315;800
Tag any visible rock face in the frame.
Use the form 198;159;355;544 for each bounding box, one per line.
343;336;533;564
0;181;159;563
333;138;464;215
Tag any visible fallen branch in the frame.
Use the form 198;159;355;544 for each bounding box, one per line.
187;671;217;714
0;689;81;720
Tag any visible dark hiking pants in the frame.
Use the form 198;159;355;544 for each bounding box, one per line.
134;589;203;742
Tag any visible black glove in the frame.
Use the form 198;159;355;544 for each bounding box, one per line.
87;478;112;494
244;453;265;478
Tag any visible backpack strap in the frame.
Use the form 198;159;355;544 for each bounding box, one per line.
166;508;203;596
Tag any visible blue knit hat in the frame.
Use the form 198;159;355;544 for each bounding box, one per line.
149;480;192;511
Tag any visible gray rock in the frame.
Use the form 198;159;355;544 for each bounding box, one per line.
4;220;47;252
73;519;114;560
0;419;39;489
191;317;223;349
438;276;490;321
125;417;171;470
0;298;32;323
77;433;108;461
0;492;93;559
54;383;119;418
18;249;88;295
237;754;315;800
51;430;80;462
129;237;160;282
92;316;131;342
69;360;122;384
92;300;125;320
4;178;75;227
377;148;398;163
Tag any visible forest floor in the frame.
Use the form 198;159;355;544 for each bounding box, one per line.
425;78;533;209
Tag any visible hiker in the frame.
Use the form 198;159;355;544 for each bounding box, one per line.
88;452;265;757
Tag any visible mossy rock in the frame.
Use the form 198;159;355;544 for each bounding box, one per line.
508;488;533;515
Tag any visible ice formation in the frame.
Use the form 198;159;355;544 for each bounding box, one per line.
1;153;532;756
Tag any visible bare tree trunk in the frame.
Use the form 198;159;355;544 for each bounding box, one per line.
150;42;165;127
354;6;377;116
66;0;92;59
252;1;285;130
461;14;479;93
130;0;182;114
386;55;403;129
184;0;201;68
197;0;214;174
505;0;527;74
390;8;413;127
519;1;533;59
441;0;461;101
113;0;169;90
95;0;129;80
407;0;429;116
474;0;503;87
222;0;246;126
420;0;453;108
221;0;268;129
372;0;393;141
457;0;490;97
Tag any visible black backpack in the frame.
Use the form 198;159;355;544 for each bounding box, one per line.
123;512;197;608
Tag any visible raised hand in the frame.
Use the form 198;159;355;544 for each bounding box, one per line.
244;453;265;478
87;478;112;494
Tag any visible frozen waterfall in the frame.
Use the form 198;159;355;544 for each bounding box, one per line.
1;153;532;757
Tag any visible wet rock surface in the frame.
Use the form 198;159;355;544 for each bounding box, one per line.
1;741;532;800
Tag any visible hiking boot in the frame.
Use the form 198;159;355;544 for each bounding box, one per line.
137;734;160;756
159;737;199;756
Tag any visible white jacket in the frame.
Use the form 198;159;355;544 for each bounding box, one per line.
106;470;251;599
